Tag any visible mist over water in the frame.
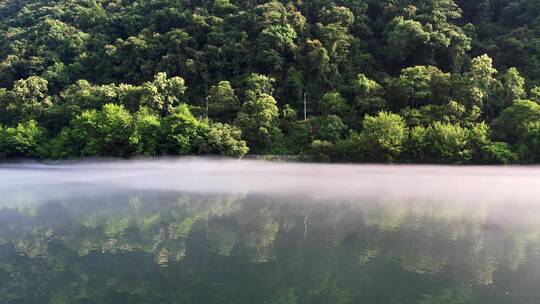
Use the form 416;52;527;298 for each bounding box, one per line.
2;158;540;303
2;157;540;205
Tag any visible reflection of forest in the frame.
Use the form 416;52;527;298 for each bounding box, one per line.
0;191;539;304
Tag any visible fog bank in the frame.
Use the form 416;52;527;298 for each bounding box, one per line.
1;158;540;204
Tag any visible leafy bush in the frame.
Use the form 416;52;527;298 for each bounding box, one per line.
0;120;45;158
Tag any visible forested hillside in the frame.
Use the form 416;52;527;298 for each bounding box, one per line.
0;0;539;163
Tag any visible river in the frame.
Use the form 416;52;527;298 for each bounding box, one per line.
1;159;539;303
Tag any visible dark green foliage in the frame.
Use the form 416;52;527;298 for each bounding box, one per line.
516;121;540;163
491;100;540;144
0;0;538;163
482;142;517;165
207;81;240;123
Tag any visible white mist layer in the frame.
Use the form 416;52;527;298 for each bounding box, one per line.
1;158;540;204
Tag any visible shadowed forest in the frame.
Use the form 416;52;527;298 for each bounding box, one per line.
1;0;540;163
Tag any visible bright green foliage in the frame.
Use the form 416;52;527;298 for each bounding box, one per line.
68;104;135;157
424;122;471;163
45;128;77;159
359;112;408;161
2;77;52;124
530;87;540;103
501;68;526;106
198;122;249;157
392;66;452;107
140;73;186;116
465;54;499;109
245;74;275;97
405;126;429;160
0;120;45;158
133;107;162;156
235;94;281;153
159;105;203;155
55;80;137;121
320;6;354;27
401;101;479;127
465;122;512;163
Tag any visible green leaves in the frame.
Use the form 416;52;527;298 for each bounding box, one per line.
207;80;240;122
360;112;408;161
41;102;248;159
491;99;540;144
423;121;471;163
141;72;186;116
0;120;46;158
68;104;135;157
385;17;431;61
0;0;538;163
235;92;281;153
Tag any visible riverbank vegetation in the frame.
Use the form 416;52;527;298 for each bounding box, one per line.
0;0;540;163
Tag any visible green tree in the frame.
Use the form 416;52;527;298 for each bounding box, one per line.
68;104;136;157
198;122;249;157
310;139;336;162
3;76;52;123
465;54;499;110
359;112;408;161
319;6;354;27
319;91;350;117
141;73;187;116
235;94;282;153
207;81;240;122
159;104;202;155
501;67;526;106
311;115;348;142
405;125;429;160
482;142;517;164
491;99;540;144
424;122;471;163
133;107;161;156
401;101;479;127
0;120;45;158
353;74;387;115
245;73;276;97
387;66;451;109
385;17;430;62
530;86;540;103
516;120;540;163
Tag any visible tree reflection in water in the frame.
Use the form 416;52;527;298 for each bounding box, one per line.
1;189;539;304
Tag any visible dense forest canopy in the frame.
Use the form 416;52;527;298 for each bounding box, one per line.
0;0;540;163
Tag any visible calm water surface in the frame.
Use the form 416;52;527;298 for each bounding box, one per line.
1;159;540;304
